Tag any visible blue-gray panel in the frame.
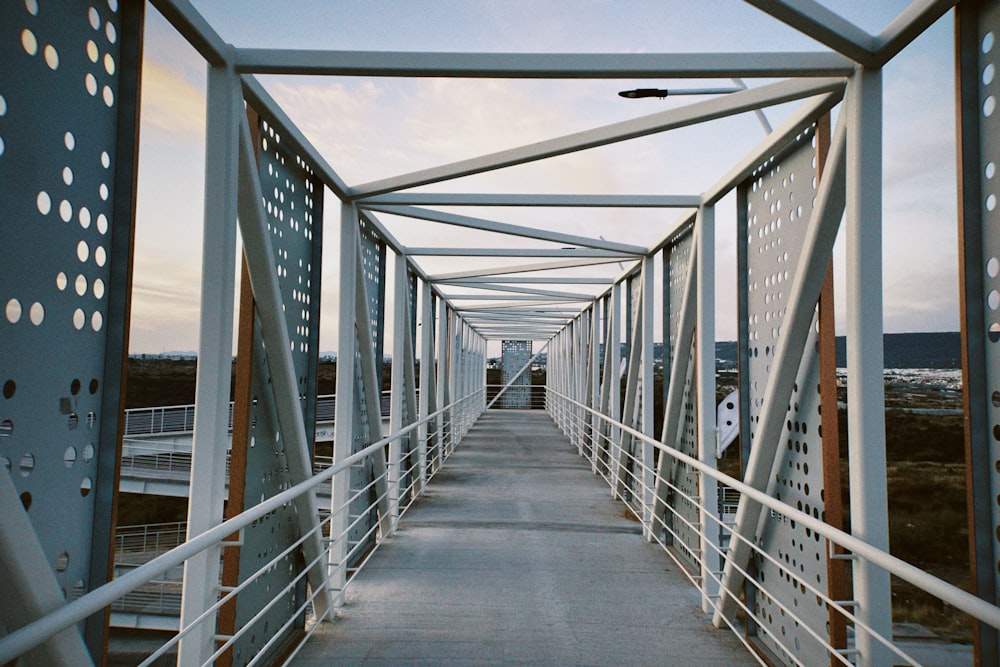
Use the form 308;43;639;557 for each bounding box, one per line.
741;128;830;664
227;114;324;666
0;0;140;657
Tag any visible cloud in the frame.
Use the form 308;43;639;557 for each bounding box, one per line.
140;59;206;138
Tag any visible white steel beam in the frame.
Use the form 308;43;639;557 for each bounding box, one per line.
874;0;956;65
695;206;718;613
405;248;636;258
714;106;848;629
232;48;854;78
358;193;701;207
234;110;334;618
352;77;847;197
361;205;646;254
178;58;240;667
389;254;408;533
418;282;436;489
149;0;228;66
445;276;615;285
742;0;878;65
442;283;598;300
844;67;891;667
430;257;637;281
640;256;656;541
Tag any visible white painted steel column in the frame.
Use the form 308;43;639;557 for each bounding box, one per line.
696;205;719;613
418;282;434;489
436;300;450;461
178;54;239;667
330;201;360;606
389;253;408;533
609;283;622;482
589;303;601;460
641;256;656;540
845;67;891;667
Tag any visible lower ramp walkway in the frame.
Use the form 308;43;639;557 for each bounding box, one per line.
292;411;754;666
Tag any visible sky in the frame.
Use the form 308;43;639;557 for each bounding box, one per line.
128;1;959;355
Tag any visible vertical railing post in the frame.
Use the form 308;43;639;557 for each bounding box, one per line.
330;201;360;606
178;49;240;666
696;205;719;613
641;255;655;540
589;303;601;461
436;301;450;461
418;282;434;490
609;282;622;487
388;253;408;533
845;67;891;667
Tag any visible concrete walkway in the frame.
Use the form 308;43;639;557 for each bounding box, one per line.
292;410;755;666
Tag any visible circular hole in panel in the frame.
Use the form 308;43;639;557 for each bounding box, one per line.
37;191;51;215
64;446;79;468
19;453;34;477
106;22;116;44
6;299;22;323
56;272;67;290
990;257;1000;278
72;580;85;598
96;213;108;234
86;40;98;63
21;29;38;56
63;166;73;185
108;0;118;11
0;419;12;436
93;278;105;299
91;311;103;331
73;308;86;330
79;207;91;229
0;95;5;116
0;136;4;157
99;183;109;200
989;162;997;180
85;73;97;96
60;199;72;222
64;131;76;150
3;380;14;399
75;274;87;296
104;53;115;75
89;378;99;394
80;477;92;497
1;457;8;472
82;443;95;462
989;194;997;212
101;151;110;168
986;96;997;117
102;86;114;107
86;411;95;429
991;291;1000;311
44;44;59;70
29;302;44;325
89;6;101;29
68;413;79;429
25;0;39;15
985;31;995;54
72;378;81;395
95;246;107;266
55;551;70;572
77;241;89;262
20;492;31;511
987;63;997;86
993;391;1000;408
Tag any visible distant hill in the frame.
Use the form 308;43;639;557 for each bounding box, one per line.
711;332;961;370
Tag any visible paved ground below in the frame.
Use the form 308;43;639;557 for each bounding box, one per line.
291;410;755;666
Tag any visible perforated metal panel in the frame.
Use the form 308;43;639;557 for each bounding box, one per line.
664;232;699;574
501;340;531;408
0;0;140;656
224;113;324;666
740;128;830;664
347;219;386;559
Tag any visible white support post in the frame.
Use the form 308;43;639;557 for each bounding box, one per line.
845;67;891;667
389;254;408;533
641;256;656;541
418;281;435;489
436;301;450;461
178;55;239;667
609;283;622;480
589;303;601;461
696;206;719;613
615;295;643;498
331;201;359;606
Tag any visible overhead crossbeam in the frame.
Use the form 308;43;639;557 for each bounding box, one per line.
232;49;855;78
443;276;615;285
350;77;846;197
440;282;598;300
429;257;636;281
361;205;646;254
405;248;635;258
358;193;701;207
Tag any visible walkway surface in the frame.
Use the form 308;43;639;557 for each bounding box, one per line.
292;410;755;666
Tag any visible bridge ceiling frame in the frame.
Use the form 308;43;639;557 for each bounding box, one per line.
7;1;999;666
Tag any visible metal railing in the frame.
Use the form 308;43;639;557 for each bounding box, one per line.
544;387;1000;666
0;388;484;666
485;384;546;410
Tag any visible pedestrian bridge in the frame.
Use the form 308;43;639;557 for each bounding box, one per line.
4;1;1000;666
